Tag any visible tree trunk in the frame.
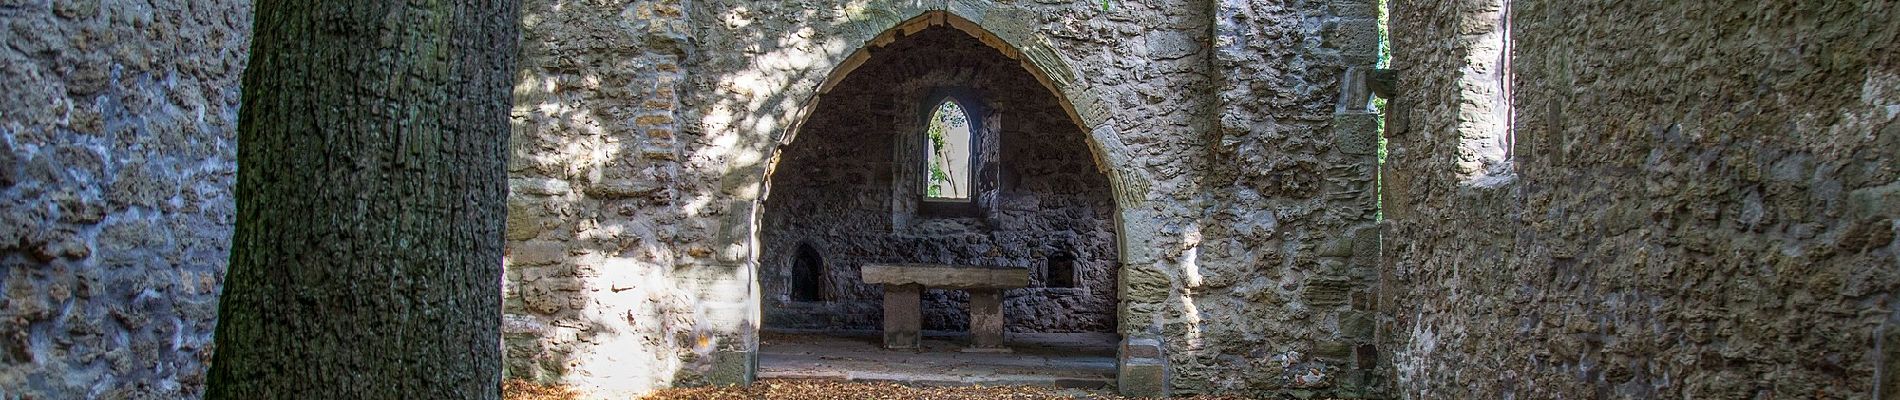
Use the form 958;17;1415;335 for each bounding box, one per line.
207;1;518;398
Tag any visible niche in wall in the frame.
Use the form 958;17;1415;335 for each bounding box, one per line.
790;243;826;302
1046;251;1076;289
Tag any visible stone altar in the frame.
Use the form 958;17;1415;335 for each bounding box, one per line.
860;263;1030;351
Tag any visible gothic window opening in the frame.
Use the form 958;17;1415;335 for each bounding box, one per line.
791;243;826;302
923;99;974;202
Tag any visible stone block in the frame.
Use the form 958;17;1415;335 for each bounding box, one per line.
966;289;1005;350
1848;181;1900;220
1329;19;1381;63
505;199;544;241
1314;341;1354;361
1145;31;1201;60
1316;237;1354;257
584;179;664;199
861;263;1029;289
1118;361;1168;397
705;348;756;386
1118;337;1169;398
1332;0;1379;19
1121;264;1172;301
1121;337;1163;359
508;241;567;266
1340;311;1375;339
510;178;571;196
1334;112;1381;156
882;284;922;349
1337;67;1372;112
1350;224;1381;259
1302;277;1354;307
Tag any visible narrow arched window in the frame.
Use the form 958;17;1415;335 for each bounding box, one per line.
790;243;826;302
923;99;973;201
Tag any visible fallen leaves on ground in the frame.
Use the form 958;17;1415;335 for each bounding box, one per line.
507;378;1299;400
503;379;583;400
644;379;1087;400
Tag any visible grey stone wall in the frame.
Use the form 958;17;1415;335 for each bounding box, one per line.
500;0;698;395
758;26;1119;334
0;0;250;397
504;0;1383;397
0;0;1380;397
1170;0;1386;395
1384;0;1900;398
2;0;1886;398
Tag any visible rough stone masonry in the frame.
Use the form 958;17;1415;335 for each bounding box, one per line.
500;0;1385;397
0;0;1893;399
1;0;249;397
1382;0;1899;398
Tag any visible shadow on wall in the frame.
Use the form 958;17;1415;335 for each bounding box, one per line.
503;0;1198;396
499;0;877;396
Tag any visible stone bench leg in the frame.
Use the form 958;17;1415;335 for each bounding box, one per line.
882;283;921;349
964;288;1007;352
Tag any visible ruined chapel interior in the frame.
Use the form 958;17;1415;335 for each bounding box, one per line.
2;0;1897;399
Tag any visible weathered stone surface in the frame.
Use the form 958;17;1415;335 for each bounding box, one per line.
1118;337;1170;398
861;264;1030;290
1384;1;1900;398
505;0;1383;396
758;24;1122;335
585;179;664;199
0;0;250;397
452;0;1874;398
965;289;1006;350
1333;112;1380;155
882;284;922;349
511;177;572;196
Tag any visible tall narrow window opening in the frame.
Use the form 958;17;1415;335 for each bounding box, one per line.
923;99;973;201
791;243;826;302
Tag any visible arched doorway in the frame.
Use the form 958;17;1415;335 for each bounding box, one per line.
752;12;1125;387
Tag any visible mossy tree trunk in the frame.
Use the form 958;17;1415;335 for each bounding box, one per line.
207;1;518;398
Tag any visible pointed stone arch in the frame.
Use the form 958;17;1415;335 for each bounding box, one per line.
707;8;1164;394
754;10;1152;215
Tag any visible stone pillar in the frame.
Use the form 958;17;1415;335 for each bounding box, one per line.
1117;337;1169;397
965;288;1006;351
882;283;922;349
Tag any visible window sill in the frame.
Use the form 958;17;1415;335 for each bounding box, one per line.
918;200;982;218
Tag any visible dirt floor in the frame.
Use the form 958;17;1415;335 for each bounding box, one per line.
503;379;1280;400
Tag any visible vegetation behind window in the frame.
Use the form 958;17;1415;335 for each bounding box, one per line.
925;100;973;200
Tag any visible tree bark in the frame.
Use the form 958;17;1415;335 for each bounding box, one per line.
207;1;517;398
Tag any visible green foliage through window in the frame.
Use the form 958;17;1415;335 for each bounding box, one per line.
1374;0;1390;222
925;100;971;199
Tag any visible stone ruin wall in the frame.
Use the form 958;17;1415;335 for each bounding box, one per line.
759;26;1119;334
0;0;1388;398
503;0;1386;397
500;0;698;394
1383;0;1900;398
1182;0;1385;395
0;0;250;398
0;1;1881;398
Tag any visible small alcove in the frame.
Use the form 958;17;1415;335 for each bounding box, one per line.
790;243;826;302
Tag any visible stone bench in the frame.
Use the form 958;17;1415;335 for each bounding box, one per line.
860;263;1029;351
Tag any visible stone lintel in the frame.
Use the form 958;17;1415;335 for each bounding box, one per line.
860;263;1029;289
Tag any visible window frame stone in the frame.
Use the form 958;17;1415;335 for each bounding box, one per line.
914;88;991;218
